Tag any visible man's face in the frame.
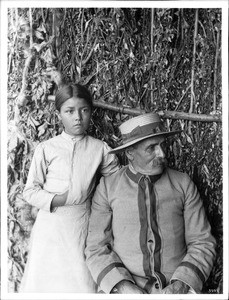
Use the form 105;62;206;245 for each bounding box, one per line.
128;136;167;175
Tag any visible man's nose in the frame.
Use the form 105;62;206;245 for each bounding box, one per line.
156;145;165;158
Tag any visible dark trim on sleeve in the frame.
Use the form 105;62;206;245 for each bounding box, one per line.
179;261;205;283
97;262;126;286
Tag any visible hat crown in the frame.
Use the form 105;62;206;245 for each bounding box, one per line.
119;112;161;134
108;112;181;154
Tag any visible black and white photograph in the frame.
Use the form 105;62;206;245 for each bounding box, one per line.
1;0;228;299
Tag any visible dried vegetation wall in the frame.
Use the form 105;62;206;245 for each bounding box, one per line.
7;7;222;293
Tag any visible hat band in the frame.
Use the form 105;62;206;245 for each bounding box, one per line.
122;122;165;144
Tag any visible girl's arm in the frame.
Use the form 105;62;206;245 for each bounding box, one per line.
100;142;120;176
23;143;67;212
50;190;68;211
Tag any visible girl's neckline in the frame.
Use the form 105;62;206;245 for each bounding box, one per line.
61;131;86;142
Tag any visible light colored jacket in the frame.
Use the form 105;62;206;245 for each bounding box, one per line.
85;166;216;293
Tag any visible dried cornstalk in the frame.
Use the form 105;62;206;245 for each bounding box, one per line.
15;8;34;112
213;28;220;112
188;9;198;133
150;8;155;105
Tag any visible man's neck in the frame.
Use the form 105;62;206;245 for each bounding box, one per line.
127;164;163;184
128;162;164;176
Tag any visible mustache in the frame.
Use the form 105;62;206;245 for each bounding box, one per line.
152;158;167;167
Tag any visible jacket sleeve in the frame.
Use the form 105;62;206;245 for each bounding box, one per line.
23;143;56;212
170;173;216;292
100;142;120;177
85;177;134;293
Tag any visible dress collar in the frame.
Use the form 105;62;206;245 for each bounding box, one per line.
61;131;85;142
126;164;163;184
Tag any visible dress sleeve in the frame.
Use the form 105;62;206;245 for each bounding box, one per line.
170;173;216;293
23;143;56;212
85;177;134;293
100;142;120;177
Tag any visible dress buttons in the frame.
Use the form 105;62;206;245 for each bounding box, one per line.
155;283;159;289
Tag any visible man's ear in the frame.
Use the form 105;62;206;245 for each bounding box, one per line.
125;147;134;161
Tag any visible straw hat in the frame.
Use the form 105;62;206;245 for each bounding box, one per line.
109;112;182;154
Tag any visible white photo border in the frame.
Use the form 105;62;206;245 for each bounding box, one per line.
1;1;228;299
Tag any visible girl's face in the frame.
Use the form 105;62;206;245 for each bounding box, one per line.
59;97;92;136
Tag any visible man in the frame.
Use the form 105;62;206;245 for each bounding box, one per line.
85;112;216;294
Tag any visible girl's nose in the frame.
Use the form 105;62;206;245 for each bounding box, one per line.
75;110;82;120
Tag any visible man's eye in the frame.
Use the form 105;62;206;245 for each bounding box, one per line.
147;146;155;152
160;142;166;150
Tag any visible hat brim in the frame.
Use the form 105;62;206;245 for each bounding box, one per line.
109;130;182;154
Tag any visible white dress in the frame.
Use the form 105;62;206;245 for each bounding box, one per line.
19;131;119;293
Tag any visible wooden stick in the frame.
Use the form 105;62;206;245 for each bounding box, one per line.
213;28;220;112
188;9;199;134
47;95;221;122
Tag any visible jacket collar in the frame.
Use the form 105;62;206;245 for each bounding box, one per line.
126;165;163;184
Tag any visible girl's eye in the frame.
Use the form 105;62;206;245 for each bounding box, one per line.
81;107;90;113
66;110;74;114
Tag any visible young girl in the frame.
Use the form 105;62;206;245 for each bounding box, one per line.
20;84;120;293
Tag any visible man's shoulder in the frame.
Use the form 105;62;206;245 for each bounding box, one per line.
102;165;128;184
166;168;187;178
163;168;192;190
96;166;128;197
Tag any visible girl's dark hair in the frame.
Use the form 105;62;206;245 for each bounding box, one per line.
55;84;93;111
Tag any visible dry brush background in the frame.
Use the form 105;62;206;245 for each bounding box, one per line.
7;7;222;293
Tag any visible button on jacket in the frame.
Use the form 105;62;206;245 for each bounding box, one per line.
85;166;216;294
